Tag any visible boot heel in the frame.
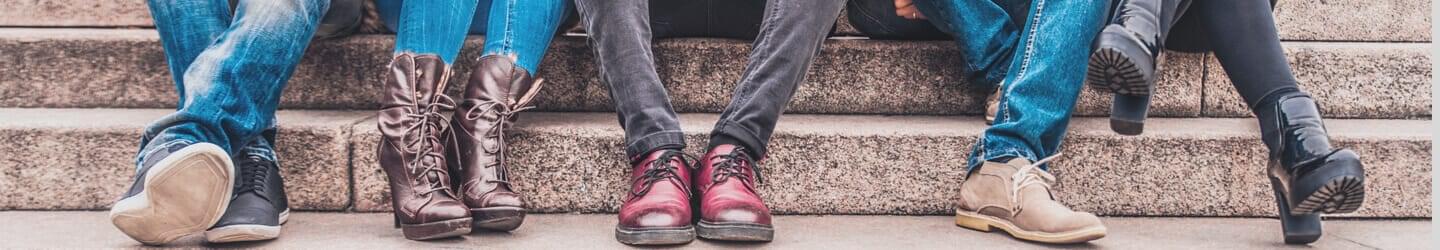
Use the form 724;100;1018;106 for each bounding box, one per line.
953;210;994;232
1110;94;1152;135
393;213;400;228
1270;177;1322;244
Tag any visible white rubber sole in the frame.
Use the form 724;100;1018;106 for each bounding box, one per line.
204;209;290;243
108;143;234;245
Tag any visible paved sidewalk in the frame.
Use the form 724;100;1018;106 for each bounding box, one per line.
0;212;1427;249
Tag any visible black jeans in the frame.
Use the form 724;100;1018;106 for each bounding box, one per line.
575;0;845;159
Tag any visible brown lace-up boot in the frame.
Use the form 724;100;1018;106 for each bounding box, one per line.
447;55;544;231
377;53;471;240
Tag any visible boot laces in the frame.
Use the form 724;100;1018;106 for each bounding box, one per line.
403;95;457;196
460;81;543;186
1010;153;1061;217
629;151;695;199
710;147;763;184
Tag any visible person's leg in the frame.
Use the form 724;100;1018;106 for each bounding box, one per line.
692;0;842;243
575;0;685;160
146;0;231;107
444;0;571;232
918;0;1111;244
391;0;479;64
574;0;702;245
1195;0;1298;110
477;0;571;72
706;0;844;158
942;0;1105;171
1196;0;1366;244
116;0;328;245
140;0;329;160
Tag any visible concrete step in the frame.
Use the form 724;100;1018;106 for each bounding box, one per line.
3;0;1430;42
0;211;1429;249
0;28;1430;119
0;108;1429;218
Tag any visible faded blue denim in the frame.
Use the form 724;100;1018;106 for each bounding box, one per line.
912;0;1107;171
140;0;329;168
378;0;572;72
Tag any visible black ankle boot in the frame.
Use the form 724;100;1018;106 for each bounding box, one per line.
1258;94;1366;244
1086;0;1188;135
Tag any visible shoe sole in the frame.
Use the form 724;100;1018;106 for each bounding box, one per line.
400;217;472;240
615;226;695;245
203;209;290;243
954;209;1106;244
1087;47;1151;95
472;207;526;232
1088;26;1158;136
109;143;234;245
697;220;774;242
1292;176;1366;215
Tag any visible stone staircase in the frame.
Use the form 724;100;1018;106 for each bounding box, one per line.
0;0;1431;221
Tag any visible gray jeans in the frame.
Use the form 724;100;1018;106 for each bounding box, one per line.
575;0;845;160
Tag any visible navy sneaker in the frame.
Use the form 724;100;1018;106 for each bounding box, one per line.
204;154;290;243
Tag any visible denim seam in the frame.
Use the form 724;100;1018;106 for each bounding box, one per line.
998;0;1046;126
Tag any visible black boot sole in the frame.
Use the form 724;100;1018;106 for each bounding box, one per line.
472;207;526;232
1088;25;1158;136
615;226;696;245
697;220;774;242
1290;150;1367;215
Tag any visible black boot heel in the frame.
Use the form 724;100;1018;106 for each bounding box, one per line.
1109;94;1152;135
1270;177;1322;244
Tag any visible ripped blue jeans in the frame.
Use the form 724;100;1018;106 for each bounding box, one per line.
377;0;573;72
848;0;1106;171
139;0;330;168
912;0;1107;171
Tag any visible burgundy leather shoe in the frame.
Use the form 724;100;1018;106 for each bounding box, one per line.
615;149;696;245
694;144;774;242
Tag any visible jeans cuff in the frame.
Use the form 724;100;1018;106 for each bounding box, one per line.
626;130;687;160
966;137;1042;173
711;121;769;158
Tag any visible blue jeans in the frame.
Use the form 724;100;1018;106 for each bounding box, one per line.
848;0;1106;171
377;0;573;72
140;0;329;167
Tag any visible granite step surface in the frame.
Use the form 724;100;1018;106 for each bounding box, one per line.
0;108;1428;218
0;28;1430;119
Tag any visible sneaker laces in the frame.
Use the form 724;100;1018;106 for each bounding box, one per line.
710;147;763;184
629;151;695;199
402;95;457;196
1010;153;1062;217
234;155;273;199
